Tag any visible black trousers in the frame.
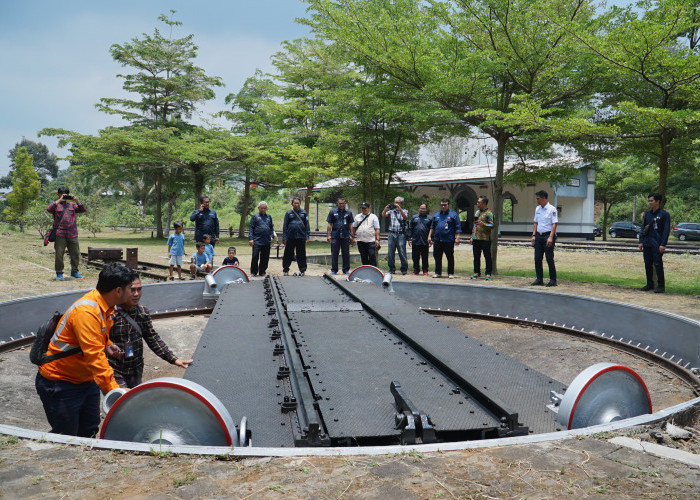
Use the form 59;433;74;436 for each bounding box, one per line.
330;238;350;273
283;238;307;273
534;233;556;281
251;243;271;276
357;241;378;267
642;245;665;288
433;241;455;275
412;244;429;272
472;239;492;275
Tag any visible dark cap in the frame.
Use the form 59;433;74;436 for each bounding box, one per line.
361;202;370;208
173;221;183;228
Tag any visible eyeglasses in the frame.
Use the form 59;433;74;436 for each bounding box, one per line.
440;204;449;207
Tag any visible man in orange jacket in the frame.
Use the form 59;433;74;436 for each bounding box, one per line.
35;264;137;437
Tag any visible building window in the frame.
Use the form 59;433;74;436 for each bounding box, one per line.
502;198;514;222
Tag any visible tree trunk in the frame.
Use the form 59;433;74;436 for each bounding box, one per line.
304;182;313;213
191;164;205;209
238;166;251;238
490;132;508;275
658;131;671;203
602;199;609;242
155;169;164;238
165;196;174;233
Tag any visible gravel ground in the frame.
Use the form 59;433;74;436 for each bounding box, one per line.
1;234;699;499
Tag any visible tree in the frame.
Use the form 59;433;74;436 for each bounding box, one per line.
1;139;59;188
4;147;41;231
96;10;224;237
571;0;700;198
303;0;600;272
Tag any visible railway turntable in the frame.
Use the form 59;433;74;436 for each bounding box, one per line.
178;274;570;447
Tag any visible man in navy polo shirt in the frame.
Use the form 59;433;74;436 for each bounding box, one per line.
326;197;355;275
428;199;461;278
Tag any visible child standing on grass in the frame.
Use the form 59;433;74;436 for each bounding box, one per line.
167;222;186;280
203;234;215;263
222;246;239;266
190;241;212;279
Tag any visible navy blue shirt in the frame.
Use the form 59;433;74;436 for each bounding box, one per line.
283;209;311;241
640;208;670;247
189;208;220;243
326;208;354;239
409;214;433;246
430;210;462;242
249;212;275;247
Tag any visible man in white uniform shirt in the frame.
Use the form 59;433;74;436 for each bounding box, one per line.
351;202;381;267
531;190;558;287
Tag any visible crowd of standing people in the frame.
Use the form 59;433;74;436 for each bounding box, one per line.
46;188;673;291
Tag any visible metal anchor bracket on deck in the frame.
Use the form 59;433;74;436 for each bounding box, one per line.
391;381;437;445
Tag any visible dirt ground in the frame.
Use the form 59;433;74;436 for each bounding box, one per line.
2;236;700;499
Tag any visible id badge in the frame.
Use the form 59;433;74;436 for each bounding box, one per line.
125;343;134;358
654;220;658;230
444;222;449;230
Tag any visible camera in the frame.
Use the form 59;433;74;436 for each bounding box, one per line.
388;204;396;210
62;194;74;200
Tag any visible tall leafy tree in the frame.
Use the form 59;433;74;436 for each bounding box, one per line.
2;139;59;188
221;71;281;236
571;0;700;198
4;147;40;231
303;0;600;272
96;10;223;237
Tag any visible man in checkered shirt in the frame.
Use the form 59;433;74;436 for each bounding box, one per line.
46;187;86;281
107;275;192;388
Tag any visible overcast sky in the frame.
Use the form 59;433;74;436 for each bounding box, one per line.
0;0;310;178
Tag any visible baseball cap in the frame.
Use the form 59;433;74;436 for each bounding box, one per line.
361;202;370;208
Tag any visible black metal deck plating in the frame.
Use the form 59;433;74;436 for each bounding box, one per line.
185;276;565;447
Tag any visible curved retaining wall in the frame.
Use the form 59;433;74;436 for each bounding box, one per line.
3;280;699;372
393;281;700;373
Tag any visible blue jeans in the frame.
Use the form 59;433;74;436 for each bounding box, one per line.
35;372;101;437
387;232;408;272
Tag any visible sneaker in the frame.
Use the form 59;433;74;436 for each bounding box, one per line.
283;271;289;276
401;271;407;275
70;272;84;279
546;280;557;287
654;287;665;293
448;274;455;279
56;273;64;281
640;284;654;291
423;271;429;276
190;274;196;280
470;274;480;280
330;271;337;275
484;275;492;281
531;279;544;286
412;270;419;275
299;272;305;276
432;274;441;278
169;276;174;281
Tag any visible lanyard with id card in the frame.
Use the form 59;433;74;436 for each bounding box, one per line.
118;308;142;358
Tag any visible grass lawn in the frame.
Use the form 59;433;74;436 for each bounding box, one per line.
5;225;700;296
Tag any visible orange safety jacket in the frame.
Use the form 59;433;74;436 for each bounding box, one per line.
38;289;119;393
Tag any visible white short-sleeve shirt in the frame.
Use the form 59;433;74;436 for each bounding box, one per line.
353;213;380;242
534;202;558;233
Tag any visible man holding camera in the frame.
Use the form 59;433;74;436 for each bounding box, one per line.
382;196;409;275
46;187;86;281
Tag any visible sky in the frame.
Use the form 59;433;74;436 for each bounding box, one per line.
0;0;311;179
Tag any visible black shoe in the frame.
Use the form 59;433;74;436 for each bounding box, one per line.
640;285;654;291
654;287;665;293
530;279;544;286
546;280;557;287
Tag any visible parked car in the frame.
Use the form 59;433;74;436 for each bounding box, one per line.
673;222;700;241
593;225;602;237
608;221;641;239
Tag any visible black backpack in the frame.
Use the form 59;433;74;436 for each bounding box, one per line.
29;311;82;365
